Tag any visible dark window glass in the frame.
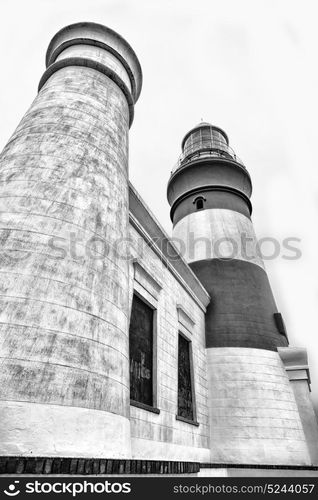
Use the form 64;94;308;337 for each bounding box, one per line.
129;294;153;406
178;334;194;420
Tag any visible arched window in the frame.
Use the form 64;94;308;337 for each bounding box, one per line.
193;196;206;211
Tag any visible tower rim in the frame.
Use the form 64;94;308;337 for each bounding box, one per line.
168;155;252;189
45;21;143;102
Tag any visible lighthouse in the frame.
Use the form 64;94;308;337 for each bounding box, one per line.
167;122;313;465
1;22;318;475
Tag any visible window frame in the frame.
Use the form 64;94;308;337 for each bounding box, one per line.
176;330;199;426
129;289;160;414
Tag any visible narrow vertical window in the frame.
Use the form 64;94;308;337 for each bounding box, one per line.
177;334;194;420
129;294;153;406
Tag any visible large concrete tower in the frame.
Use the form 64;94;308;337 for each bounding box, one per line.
0;22;142;458
167;123;313;465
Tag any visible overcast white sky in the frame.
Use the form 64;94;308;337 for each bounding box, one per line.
0;0;318;410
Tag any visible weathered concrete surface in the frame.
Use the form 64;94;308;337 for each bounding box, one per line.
173;208;264;267
207;347;311;465
0;23;141;457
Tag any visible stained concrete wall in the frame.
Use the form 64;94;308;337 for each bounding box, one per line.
0;23;141;458
207;347;311;465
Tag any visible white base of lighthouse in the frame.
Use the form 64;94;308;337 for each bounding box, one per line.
207;347;311;465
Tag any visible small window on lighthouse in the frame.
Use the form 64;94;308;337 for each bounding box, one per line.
193;196;206;211
196;199;204;210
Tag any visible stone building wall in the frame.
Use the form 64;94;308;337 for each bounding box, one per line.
127;187;211;462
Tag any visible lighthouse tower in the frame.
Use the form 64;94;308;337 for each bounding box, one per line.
167;123;313;465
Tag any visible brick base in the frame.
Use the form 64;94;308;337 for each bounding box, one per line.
0;457;199;475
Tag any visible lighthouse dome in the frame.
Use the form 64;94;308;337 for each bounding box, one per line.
181;122;229;154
